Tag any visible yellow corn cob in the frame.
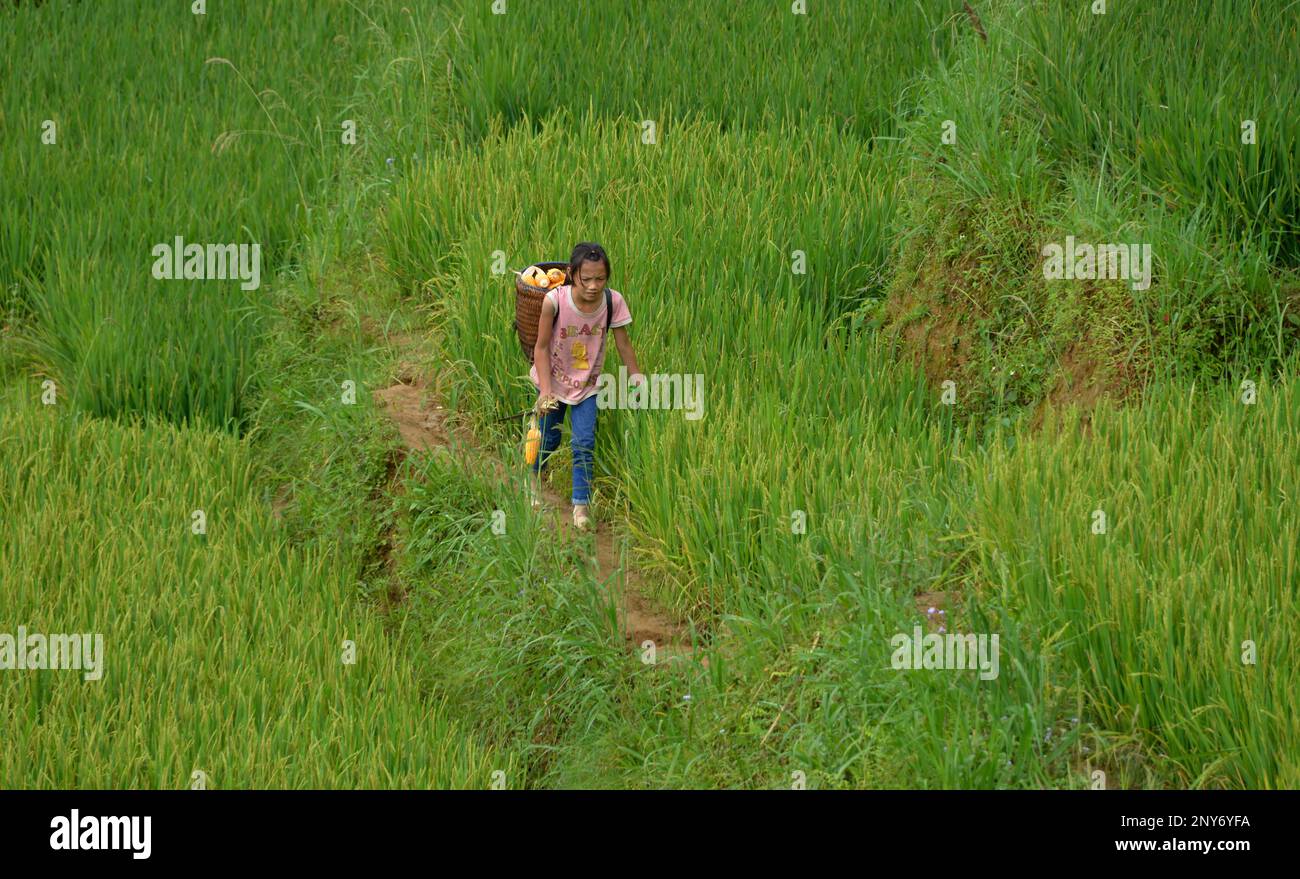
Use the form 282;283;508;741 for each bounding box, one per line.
524;414;541;465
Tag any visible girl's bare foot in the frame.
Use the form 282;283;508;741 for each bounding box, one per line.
572;503;591;530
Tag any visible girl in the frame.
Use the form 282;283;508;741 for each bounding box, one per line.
529;241;643;530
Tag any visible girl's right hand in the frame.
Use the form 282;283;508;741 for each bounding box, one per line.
535;393;559;414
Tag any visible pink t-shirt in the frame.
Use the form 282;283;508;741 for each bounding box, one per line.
529;285;632;404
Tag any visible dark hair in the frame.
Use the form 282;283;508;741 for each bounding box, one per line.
568;241;611;281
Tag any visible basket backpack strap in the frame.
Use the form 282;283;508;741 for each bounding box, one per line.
602;288;612;354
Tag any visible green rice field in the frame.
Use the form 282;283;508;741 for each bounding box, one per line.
3;0;1297;791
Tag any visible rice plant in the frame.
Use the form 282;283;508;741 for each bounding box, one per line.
0;0;392;430
0;383;507;788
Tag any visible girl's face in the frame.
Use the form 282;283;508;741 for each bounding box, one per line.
572;260;607;307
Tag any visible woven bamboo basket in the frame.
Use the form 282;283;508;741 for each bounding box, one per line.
515;261;569;364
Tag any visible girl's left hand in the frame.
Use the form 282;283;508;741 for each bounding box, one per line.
628;372;646;388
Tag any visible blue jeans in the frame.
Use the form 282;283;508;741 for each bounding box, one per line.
531;393;597;505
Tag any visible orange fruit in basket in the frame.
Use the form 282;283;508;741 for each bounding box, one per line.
546;268;566;287
522;266;547;288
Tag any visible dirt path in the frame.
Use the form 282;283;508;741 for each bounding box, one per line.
530;468;694;663
374;333;695;664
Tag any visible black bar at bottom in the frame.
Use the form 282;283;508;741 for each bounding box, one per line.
0;790;1284;866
